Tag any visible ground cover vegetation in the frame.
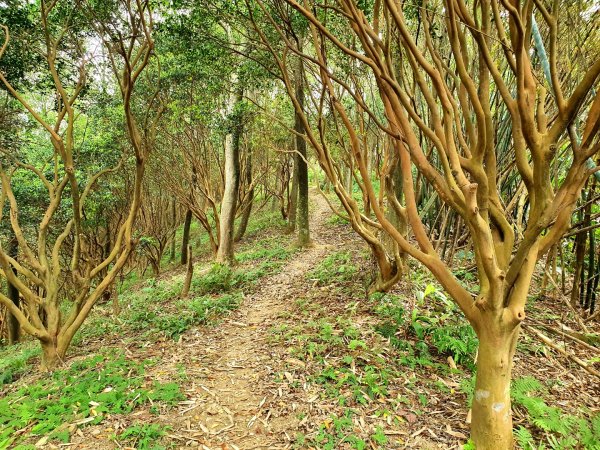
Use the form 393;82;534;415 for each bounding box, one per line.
0;1;599;449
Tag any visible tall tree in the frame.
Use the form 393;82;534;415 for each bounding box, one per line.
294;38;310;247
249;1;600;447
216;83;244;264
0;0;155;369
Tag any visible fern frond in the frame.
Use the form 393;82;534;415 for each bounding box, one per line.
514;426;534;450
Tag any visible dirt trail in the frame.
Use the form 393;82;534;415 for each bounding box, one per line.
162;191;336;449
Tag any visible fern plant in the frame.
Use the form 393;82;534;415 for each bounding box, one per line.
430;325;478;369
511;376;600;449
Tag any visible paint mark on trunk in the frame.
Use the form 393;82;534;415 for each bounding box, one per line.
475;390;490;402
492;402;505;412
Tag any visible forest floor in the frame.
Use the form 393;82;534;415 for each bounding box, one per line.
1;190;599;450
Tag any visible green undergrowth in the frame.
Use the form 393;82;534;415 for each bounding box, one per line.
273;314;403;448
0;349;183;449
78;215;295;345
0;207;295;448
306;250;359;291
511;377;600;449
286;246;600;449
374;283;600;449
1;208;293;395
239;208;288;238
118;423;169;450
296;410;388;450
281;316;394;405
372;284;478;372
125;288;243;341
326;213;349;226
0;342;39;388
461;376;600;449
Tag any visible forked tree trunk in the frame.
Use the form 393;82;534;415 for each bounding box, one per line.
216;85;243;265
180;209;192;265
471;324;519;449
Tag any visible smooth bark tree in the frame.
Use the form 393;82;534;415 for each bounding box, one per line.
216;85;244;264
0;0;155;369
287;156;299;232
250;1;600;447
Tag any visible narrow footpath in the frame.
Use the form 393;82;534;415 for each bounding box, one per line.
161;192;339;449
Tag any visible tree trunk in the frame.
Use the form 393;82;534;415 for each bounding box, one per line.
368;246;401;294
346;163;353;194
287;155;298;232
295;41;310;247
170;197;177;261
150;258;160;276
383;158;407;269
216;84;243;265
41;341;62;371
235;147;253;242
7;237;20;344
471;327;518;450
180;209;192;265
181;245;193;298
235;195;253;242
112;283;120;317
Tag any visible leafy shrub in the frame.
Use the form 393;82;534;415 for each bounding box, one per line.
430;325;478;369
373;291;478;369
